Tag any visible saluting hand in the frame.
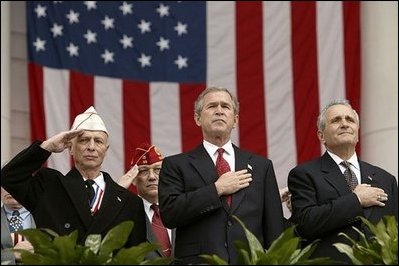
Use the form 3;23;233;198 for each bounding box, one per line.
40;129;84;153
117;164;139;189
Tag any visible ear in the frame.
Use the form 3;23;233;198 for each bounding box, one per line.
194;114;201;126
232;114;239;129
317;130;324;143
68;141;73;155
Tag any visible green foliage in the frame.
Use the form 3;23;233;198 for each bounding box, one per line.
334;215;398;265
10;221;174;265
201;216;335;265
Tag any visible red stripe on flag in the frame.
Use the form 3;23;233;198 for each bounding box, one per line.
28;63;46;142
236;2;267;156
291;2;321;163
180;84;205;152
343;2;361;154
69;71;94;126
123;80;150;172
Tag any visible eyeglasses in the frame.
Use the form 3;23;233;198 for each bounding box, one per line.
137;167;161;177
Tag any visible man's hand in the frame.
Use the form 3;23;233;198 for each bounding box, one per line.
14;240;34;261
353;184;388;207
40;129;83;153
215;169;252;196
117;164;139;189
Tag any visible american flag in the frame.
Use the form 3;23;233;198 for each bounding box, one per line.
27;1;360;189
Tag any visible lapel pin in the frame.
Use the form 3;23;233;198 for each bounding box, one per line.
367;176;373;181
248;164;252;170
117;196;122;202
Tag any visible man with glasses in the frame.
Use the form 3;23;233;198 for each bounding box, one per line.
118;143;175;258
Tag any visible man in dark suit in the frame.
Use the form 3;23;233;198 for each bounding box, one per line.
1;106;146;248
118;142;175;258
1;187;36;265
288;99;398;264
158;87;285;264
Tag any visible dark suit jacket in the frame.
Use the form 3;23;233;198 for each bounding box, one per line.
158;144;285;265
288;152;398;264
1;141;146;247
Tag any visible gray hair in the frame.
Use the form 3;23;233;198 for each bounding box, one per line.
194;86;239;115
317;99;360;131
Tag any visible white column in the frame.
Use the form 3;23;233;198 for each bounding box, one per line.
1;2;11;166
361;2;398;178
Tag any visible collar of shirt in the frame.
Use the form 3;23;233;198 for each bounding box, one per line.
4;206;30;220
327;150;361;183
83;172;106;191
141;198;155;220
203;140;235;171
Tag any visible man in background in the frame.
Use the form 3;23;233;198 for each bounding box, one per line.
118;143;175;258
1;187;35;265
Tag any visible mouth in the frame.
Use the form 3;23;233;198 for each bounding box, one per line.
338;132;352;135
84;156;97;160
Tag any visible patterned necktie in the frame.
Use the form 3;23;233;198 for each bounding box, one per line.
9;210;23;232
85;179;96;206
151;204;172;257
341;161;358;191
216;148;232;206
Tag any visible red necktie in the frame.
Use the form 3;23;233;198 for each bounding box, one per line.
216;148;232;206
151;204;172;257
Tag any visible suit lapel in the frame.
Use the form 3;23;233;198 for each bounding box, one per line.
1;207;13;249
231;145;250;213
61;168;93;229
146;215;164;257
360;161;378;219
189;145;219;186
321;152;352;196
87;174;128;234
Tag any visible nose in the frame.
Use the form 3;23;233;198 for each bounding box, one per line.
87;139;95;150
148;169;158;179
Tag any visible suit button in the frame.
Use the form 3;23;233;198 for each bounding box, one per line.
64;223;71;229
227;221;232;227
224;242;228;247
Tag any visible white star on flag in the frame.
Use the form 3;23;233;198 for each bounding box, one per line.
50;23;63;38
174;55;188;69
138;53;151;68
156;3;170;18
102;16;115;30
34;4;47;18
119;1;133;15
66;10;79;24
138;20;151;34
101;49;114;64
120;35;133;49
156;37;170;51
66;42;79;57
174;21;188;36
33;37;46;52
83;30;97;44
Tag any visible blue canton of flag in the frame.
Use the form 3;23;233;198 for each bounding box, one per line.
27;1;206;83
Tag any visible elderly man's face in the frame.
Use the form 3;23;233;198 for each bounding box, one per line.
1;187;22;209
136;161;162;202
70;130;109;171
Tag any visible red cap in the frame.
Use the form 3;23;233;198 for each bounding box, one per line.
131;142;163;166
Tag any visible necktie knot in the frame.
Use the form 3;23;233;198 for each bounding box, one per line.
151;204;160;214
12;210;20;217
217;148;225;156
